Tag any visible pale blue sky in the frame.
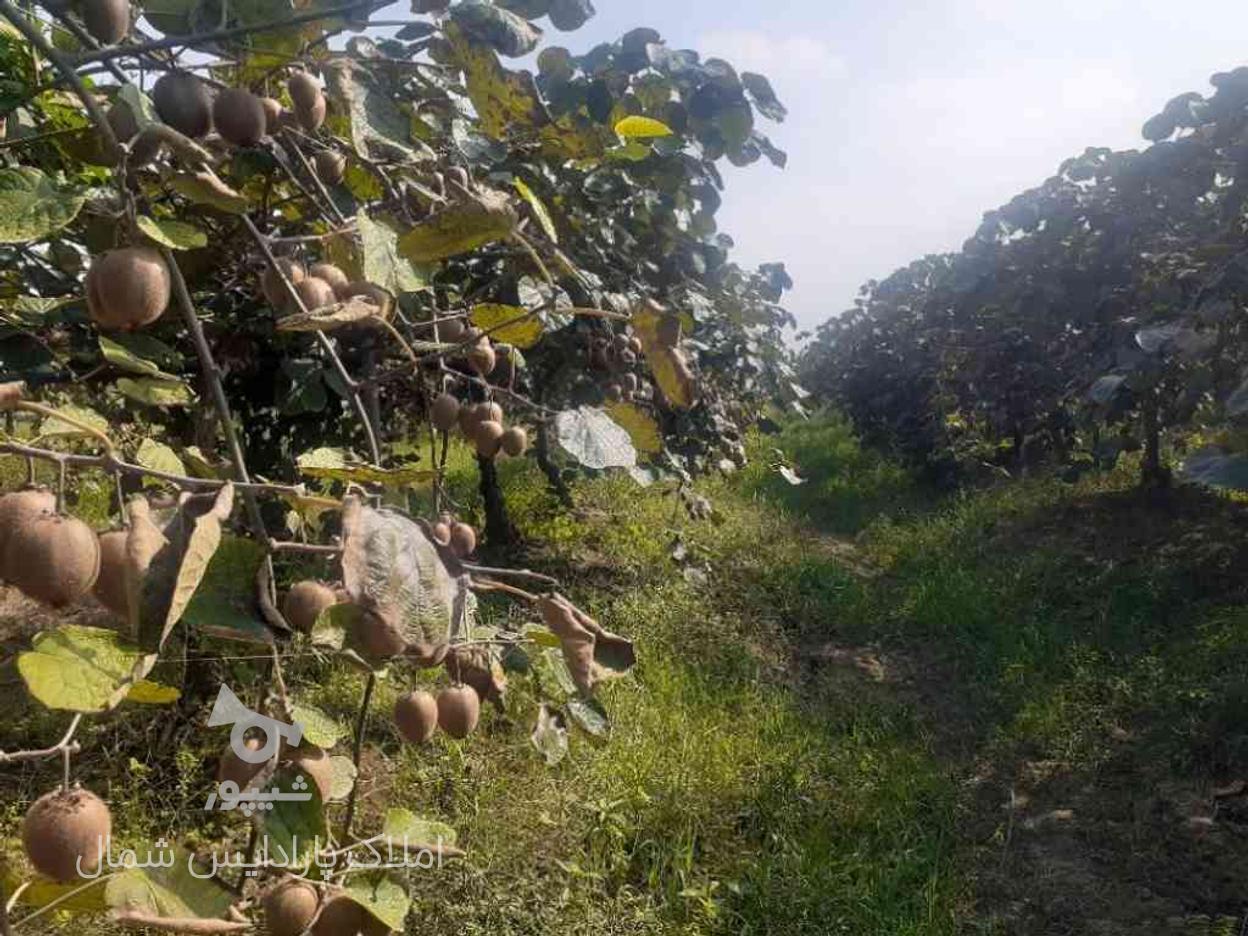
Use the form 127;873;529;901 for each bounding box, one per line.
538;0;1248;331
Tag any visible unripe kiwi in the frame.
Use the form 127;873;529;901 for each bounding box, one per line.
468;342;496;377
217;736;266;790
295;95;326;132
287;72;322;112
436;685;480;739
81;0;130;45
293;277;336;312
93;529;128;617
308;263;349;297
656;315;681;346
393;690;438;744
152;71;213;139
283;580;338;634
5;513;100;608
351;610;407;660
284;746;333;802
314;150;346;186
259;97;283;135
0;488;56;565
500;426;528;458
474;419;505;458
430;393;460;433
22;788;112;882
438;318;466;342
86;247;171;331
264;877;319;936
212;88;267;147
449;522;476;558
261;257;306;310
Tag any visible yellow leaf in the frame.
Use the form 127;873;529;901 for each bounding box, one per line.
606;401;662;454
470;303;544;349
614;115;674;139
125;679;181;704
513;178;557;243
397;188;517;263
447;22;547;140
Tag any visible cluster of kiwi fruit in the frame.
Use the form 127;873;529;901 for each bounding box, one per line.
21;785;113;882
0;488;100;608
260;257;386;316
589;328;652;404
264;877;391;936
430;391;528;461
435;316;511;383
393;682;480;743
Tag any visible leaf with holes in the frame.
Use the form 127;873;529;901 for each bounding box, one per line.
136;438;185;479
289;699;346;749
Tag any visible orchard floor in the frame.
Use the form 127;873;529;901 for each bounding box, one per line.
3;413;1248;934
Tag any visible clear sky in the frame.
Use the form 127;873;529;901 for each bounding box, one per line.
539;0;1248;332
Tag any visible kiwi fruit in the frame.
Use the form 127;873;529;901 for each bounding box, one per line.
548;0;593;31
449;522;476;558
106;99;139;143
0;487;56;564
431;520;451;545
339;281;390;306
93;529;128;617
612;335;630;354
620;349;637;367
473;420;505;458
439;318;466;342
431;393;460;433
622;373;640;394
259;97;284;135
315;150;346;186
393;690;438;744
468;342;496;377
457;402;482;438
628;336;643;355
312;894;389;935
212;88;267;147
261;257;306;310
22;788;112;882
605;383;624;403
287;72;322;112
308;263;349;297
283;580;337;634
5;513;100;608
86;247;171;331
81;0;130;45
152;71;213;139
500;426;528;458
436;685;480;739
295;94;327;132
264;877;319;936
351;610;407;660
656;315;681;346
477;401;503;424
293;277;336;312
216;736;266;790
284;746;334;802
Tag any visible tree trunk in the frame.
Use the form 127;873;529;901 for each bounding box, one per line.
477;455;516;546
535;421;573;507
1140;395;1167;487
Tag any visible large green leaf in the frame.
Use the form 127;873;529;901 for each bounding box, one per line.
0;167;85;244
105;844;235;927
381;807;458;848
288;699;346;749
449;1;542;57
18;625;156;713
296;447;433;485
398;188;517;263
604;401;661;455
136;215;207;250
39;403;110;439
259;763;327;868
181;533;272;645
116;377;194;408
325;61;427;162
99;335;177;379
359;210;428;294
447;22;547;140
614;115;673;139
554;406;637;469
136;438;186;478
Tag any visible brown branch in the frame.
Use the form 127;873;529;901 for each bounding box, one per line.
469;579;540;603
460;563;558;587
0;714;82;765
339;671;376;846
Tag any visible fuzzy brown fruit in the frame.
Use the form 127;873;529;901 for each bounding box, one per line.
283;580;337;634
314;150;346;186
312;894;389;935
261;258;306;310
293;277;336;312
81;0;130;45
468;342;496;377
152;71;213;138
285;746;334;802
93;529;128;617
295;95;327;132
352;610;407;660
259;97;283;135
22;788;111;882
213;88;267;147
477;401;503;424
5;513;100;608
106;99;139;143
264;877;319;936
449;522;476;558
394;690;438;744
474;419;505;458
287;72;322;112
436;685;480;739
308;263;349;297
622;373;640;394
217;736;266;790
439;317;466;342
430;393;460;433
431;521;451;545
86;247;171;331
0;487;55;565
457;401;482;438
500;426;528;458
605;383;624;403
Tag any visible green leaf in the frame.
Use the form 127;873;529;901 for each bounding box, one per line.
125;679;181;704
381;807;457;848
260;764;327;868
39;403;109;438
169;172;249;214
530;702;568;765
2;874;107;913
117;83;159;128
535;646;577;700
614;115;673;139
136;438;185;478
742;71;787;122
604;401;661;455
297;447;433;485
469;303;543;349
513;178;557;243
359;210;428;295
182;534;272;645
289;699;346;749
311;601;358;650
554;406;637;470
136;215;207;250
566;696;609;738
18;625;156;713
342;873;411;931
105;844;234;922
328;754;357;801
116;377;194;408
447;22;548;140
449;1;542;57
0;167;85;244
99;335;175;379
325;60;428;162
397;187;517;263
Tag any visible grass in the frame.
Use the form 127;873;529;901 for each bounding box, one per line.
3;412;1248;934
